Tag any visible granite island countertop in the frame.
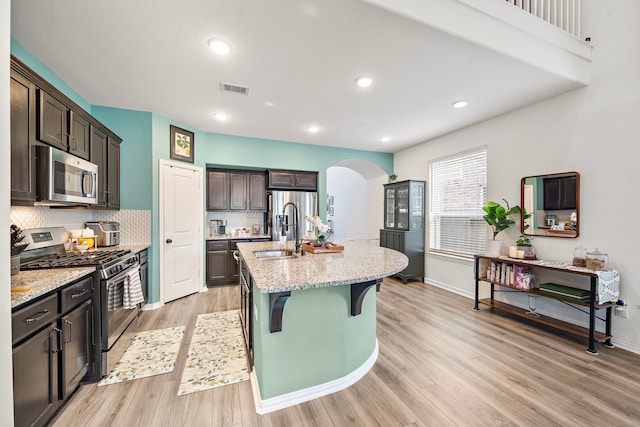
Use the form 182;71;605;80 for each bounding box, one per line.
236;240;408;294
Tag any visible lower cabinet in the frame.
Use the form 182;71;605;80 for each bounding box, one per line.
13;323;59;427
380;229;424;283
207;240;229;285
60;300;92;400
208;238;272;286
12;275;94;427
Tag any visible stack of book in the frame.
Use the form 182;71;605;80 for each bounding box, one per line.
539;283;590;303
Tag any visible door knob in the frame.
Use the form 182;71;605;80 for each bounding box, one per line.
166;239;173;243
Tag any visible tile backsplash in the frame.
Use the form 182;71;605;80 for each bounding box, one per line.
10;206;151;245
206;211;266;233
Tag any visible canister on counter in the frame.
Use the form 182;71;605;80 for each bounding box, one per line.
586;248;607;270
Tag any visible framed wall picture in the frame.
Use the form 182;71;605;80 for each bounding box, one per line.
170;125;195;163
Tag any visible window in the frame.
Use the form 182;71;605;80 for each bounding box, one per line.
428;147;487;257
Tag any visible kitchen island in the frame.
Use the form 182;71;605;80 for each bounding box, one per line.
236;240;408;414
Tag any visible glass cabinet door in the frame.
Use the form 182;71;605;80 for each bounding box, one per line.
396;183;409;230
410;181;425;230
385;186;396;228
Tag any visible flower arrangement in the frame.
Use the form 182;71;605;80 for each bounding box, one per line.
305;215;333;246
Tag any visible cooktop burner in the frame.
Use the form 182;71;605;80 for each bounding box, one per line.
21;249;132;270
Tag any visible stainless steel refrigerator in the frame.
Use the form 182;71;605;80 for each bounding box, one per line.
269;191;318;241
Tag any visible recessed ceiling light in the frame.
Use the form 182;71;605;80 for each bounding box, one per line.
452;100;468;108
213;112;229;121
307;126;320;133
264;101;275;107
355;76;374;88
379;136;391;143
207;37;233;55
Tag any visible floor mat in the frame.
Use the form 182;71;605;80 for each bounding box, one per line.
98;326;185;386
177;310;249;396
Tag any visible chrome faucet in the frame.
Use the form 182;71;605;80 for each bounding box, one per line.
281;202;301;253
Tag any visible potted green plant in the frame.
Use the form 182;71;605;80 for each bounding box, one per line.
482;199;521;256
389;173;398;182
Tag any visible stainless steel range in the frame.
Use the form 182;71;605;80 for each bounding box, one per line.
19;227;142;380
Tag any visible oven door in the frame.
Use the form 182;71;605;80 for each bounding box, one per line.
100;265;140;351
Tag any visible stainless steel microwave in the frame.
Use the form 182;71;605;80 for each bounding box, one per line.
35;145;99;206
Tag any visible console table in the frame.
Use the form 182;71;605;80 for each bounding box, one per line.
474;254;616;355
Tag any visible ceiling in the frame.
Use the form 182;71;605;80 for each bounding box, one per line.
11;0;585;153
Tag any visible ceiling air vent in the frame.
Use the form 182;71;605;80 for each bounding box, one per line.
220;82;249;95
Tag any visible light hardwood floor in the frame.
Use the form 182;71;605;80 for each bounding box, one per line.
52;279;640;426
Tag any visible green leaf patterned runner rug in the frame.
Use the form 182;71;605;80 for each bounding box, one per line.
177;310;250;396
98;326;185;386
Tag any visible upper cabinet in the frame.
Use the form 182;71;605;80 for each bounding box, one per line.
37;90;91;160
267;170;317;191
207;169;266;211
10;70;37;204
10;56;122;209
383;180;425;231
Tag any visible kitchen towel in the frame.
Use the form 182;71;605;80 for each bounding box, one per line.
123;266;144;309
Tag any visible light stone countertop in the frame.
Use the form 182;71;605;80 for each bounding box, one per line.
10;244;150;309
237;240;408;294
11;267;96;309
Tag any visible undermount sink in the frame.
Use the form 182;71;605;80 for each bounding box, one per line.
253;249;297;260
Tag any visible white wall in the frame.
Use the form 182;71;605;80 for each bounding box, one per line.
394;0;640;353
2;0;15;422
327;166;386;242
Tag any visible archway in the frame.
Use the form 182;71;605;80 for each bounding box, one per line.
326;159;388;242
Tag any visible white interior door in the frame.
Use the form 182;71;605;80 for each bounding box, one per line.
160;160;203;303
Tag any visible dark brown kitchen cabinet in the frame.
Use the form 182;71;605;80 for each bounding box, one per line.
207;169;267;211
248;173;267;210
207;240;230;285
207;170;229;210
267;169;318;191
107;137;121;209
543;175;576;211
13;323;59;427
60;299;92;400
10;70;37;204
69;112;91;160
12;274;95;427
37;89;91;160
89;127;121;209
230;172;248;210
37;89;68;152
239;255;253;366
90;126;108;206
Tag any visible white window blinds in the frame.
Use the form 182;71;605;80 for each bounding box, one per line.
428;147;487;257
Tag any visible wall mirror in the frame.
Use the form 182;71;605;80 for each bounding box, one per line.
520;172;579;238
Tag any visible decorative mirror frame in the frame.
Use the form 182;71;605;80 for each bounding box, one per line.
520;172;580;238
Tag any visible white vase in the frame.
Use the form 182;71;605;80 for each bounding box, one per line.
486;240;502;257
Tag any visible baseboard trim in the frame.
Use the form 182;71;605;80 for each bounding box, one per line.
426;278;475;299
141;301;163;311
250;339;379;414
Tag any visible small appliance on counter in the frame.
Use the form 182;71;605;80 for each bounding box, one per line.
85;221;121;247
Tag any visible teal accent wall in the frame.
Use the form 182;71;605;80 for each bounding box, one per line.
91;107;153;210
11;39;92;112
253;284;377;399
